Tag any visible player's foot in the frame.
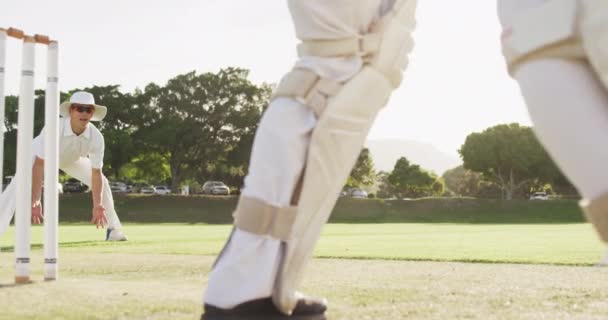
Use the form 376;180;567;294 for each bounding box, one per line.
106;228;128;241
596;248;608;267
201;295;327;320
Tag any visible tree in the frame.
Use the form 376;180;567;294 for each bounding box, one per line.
205;129;257;189
201;79;273;190
459;123;555;200
548;170;578;197
346;148;376;188
431;178;445;196
2;95;19;177
2;91;48;177
442;165;486;197
376;171;395;199
387;157;436;198
135;67;270;191
119;151;171;184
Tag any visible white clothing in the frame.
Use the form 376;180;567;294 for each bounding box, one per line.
204;0;389;309
0;118;122;237
498;0;608;201
34;117;105;169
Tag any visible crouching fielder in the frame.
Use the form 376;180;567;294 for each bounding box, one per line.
499;0;608;264
0;91;127;241
202;0;416;319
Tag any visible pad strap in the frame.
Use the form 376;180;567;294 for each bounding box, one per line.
504;39;586;74
501;0;586;74
233;196;297;241
294;0;409;60
272;68;342;118
297;33;382;58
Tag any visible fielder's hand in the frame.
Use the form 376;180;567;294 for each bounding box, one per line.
90;205;108;229
31;201;43;224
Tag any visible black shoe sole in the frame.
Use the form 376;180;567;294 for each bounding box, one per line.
202;297;327;320
201;314;327;320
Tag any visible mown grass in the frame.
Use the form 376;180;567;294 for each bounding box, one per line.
1;252;607;320
0;197;604;319
0;223;603;265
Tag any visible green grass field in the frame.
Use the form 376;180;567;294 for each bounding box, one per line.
0;223;604;265
1;223;607;319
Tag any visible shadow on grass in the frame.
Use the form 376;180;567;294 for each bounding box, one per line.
315;255;596;267
1;240;123;252
0;281;36;288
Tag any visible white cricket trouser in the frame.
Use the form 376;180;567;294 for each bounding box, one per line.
204;0;390;308
498;0;608;201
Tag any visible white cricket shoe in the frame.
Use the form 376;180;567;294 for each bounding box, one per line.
596;248;608;267
106;228;128;241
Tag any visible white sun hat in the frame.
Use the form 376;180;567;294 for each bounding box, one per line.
59;91;108;121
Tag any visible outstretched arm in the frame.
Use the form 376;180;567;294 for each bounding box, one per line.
31;156;44;224
89;168;108;228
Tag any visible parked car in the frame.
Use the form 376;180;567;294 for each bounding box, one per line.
530;192;549;200
202;181;230;195
349;188;368;199
6;176;64;194
110;181;128;193
129;182;147;194
63;178;88;193
140;185;156;194
154;185;171;195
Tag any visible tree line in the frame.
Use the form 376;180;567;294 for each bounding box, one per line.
351;124;576;200
1;68;575;199
2;68;270;192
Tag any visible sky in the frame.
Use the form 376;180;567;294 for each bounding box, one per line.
1;0;532;157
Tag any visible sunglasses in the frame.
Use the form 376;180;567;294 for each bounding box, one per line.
71;105;95;114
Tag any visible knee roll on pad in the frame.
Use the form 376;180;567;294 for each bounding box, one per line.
502;0;608;90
